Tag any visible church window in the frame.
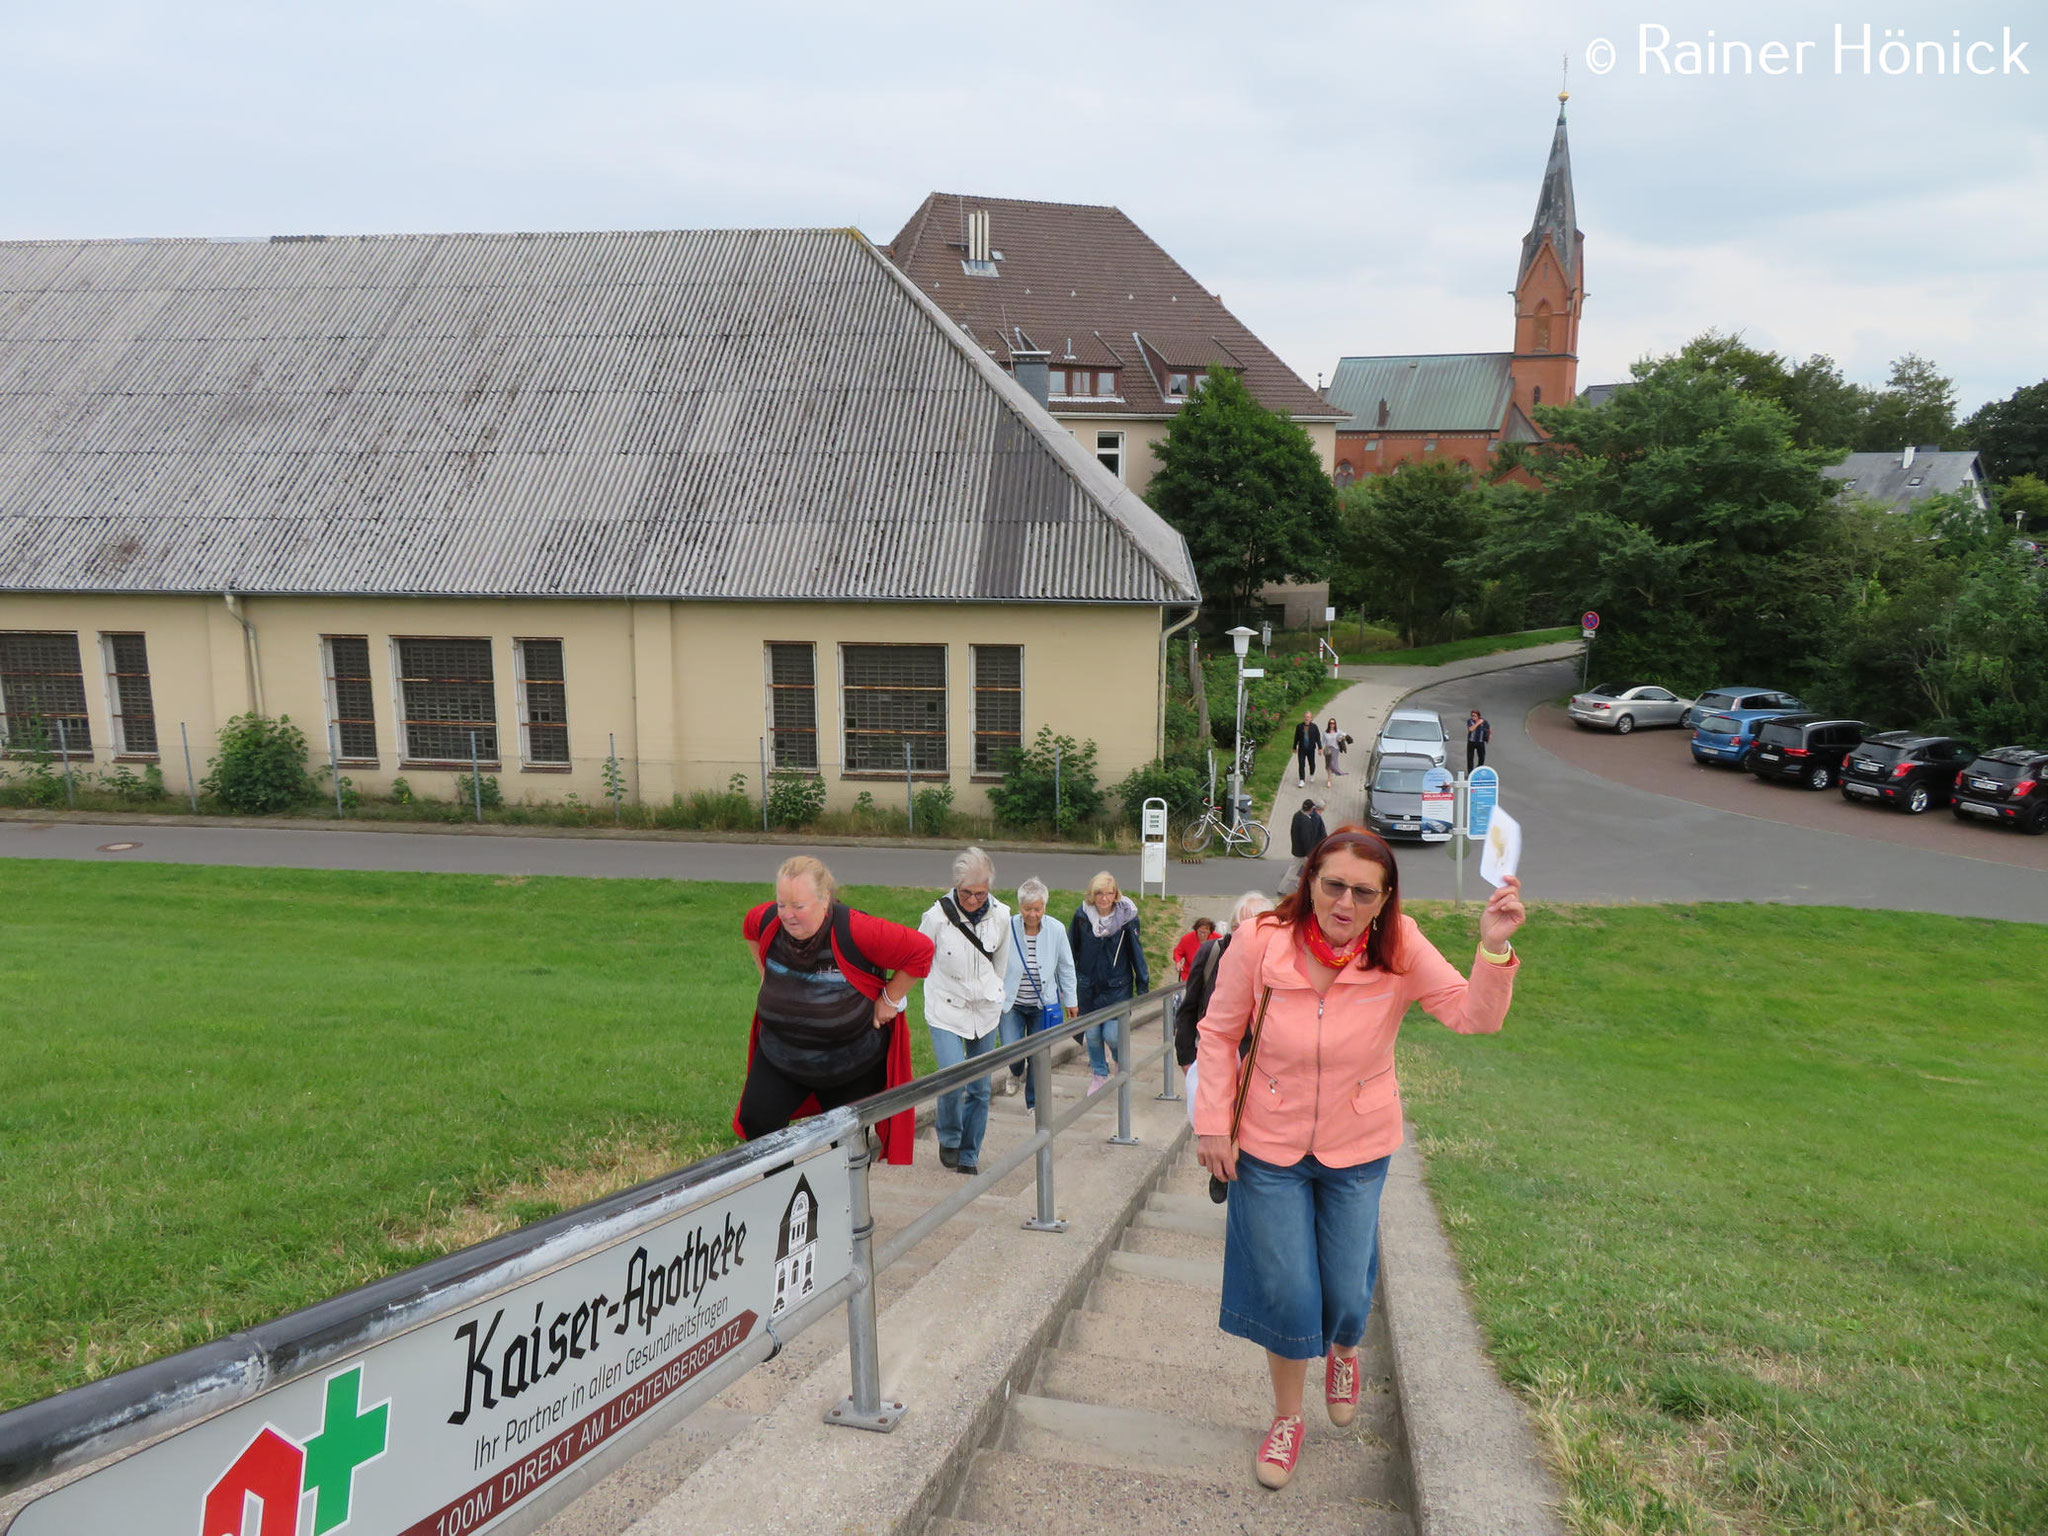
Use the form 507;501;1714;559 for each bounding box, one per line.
1363;438;1380;452
1335;461;1354;487
1533;304;1553;352
1423;439;1437;453
1532;387;1542;406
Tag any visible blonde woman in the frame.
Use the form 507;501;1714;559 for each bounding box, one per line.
1069;871;1150;1092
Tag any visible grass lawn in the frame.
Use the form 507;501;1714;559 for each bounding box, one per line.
1347;625;1579;667
0;860;1179;1413
1401;901;2047;1536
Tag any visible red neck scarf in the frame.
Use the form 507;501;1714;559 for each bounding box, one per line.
1303;919;1369;970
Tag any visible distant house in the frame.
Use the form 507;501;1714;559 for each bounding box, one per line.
1822;447;1988;513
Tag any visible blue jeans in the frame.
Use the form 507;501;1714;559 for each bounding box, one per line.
999;1004;1057;1106
928;1024;1001;1169
1220;1150;1390;1359
1084;1013;1126;1079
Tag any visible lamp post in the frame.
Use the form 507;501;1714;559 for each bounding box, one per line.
1226;625;1256;829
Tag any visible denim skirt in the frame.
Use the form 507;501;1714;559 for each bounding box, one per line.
1219;1149;1391;1359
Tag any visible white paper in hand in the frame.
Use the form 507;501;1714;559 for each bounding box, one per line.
1478;805;1522;888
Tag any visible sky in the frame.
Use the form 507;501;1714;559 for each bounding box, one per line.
2;0;2041;420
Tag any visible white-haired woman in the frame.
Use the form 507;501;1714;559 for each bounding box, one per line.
918;847;1012;1175
1070;870;1150;1093
999;877;1079;1108
1173;891;1274;1118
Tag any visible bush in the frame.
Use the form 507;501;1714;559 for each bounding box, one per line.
987;726;1102;832
390;776;415;806
0;720;67;808
454;772;503;810
912;781;956;835
655;776;755;831
102;763;168;804
766;771;827;829
202;715;317;814
1111;760;1204;824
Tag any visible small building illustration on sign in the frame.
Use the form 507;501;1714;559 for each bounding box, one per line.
773;1174;819;1317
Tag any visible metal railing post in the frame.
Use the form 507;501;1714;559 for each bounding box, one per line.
327;722;345;817
1109;1006;1138;1145
180;721;199;811
55;719;75;807
825;1132;906;1432
608;731;622;824
469;731;483;822
1022;1040;1066;1233
1158;986;1183;1101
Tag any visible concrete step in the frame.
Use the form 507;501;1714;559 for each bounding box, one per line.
1105;1249;1224;1289
1081;1268;1214;1323
1118;1224;1223;1264
1144;1189;1226;1221
1058;1305;1395;1387
1131;1204;1228;1240
1032;1346;1399;1447
954;1449;1412;1536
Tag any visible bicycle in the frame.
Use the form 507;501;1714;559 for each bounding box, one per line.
1179;796;1272;857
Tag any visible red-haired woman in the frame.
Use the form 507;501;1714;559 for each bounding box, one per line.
1193;827;1525;1489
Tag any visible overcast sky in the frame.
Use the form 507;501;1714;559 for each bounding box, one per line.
3;0;2040;419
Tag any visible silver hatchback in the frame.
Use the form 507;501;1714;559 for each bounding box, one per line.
1567;681;1692;733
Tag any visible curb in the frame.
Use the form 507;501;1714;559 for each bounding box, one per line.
1380;1124;1566;1536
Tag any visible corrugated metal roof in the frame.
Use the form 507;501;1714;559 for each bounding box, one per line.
1325;354;1515;434
0;227;1199;604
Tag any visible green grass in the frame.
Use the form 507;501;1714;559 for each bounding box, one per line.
0;861;1178;1412
1347;626;1579;667
1399;901;2047;1536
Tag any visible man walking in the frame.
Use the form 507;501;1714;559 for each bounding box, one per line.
1292;712;1323;788
1466;709;1491;772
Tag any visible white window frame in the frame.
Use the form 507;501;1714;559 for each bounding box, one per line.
764;641;821;774
513;638;571;769
99;632;158;759
1095;430;1125;481
970;644;1024;777
838;642;949;777
322;635;380;766
389;635;500;769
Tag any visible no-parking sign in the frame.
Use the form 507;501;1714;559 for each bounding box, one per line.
1581;611;1600;630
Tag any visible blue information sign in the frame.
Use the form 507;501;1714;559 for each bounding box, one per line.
1466;765;1500;840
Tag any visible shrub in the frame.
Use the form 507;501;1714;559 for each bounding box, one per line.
202;715;317;814
987;726;1102;832
0;720;66;808
454;772;503;810
912;781;956;835
766;771;827;829
390;776;415;806
1111;760;1204;824
102;763;168;804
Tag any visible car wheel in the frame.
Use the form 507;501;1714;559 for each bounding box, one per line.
1614;713;1634;735
2022;805;2048;837
1905;783;1932;814
1805;763;1832;791
1740;749;1761;773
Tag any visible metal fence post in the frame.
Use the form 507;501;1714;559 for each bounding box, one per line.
55;719;75;807
904;741;914;831
1023;1041;1067;1233
825;1132;905;1432
1054;742;1062;829
1109;1006;1138;1145
327;722;345;817
180;721;198;812
607;731;621;824
1159;985;1183;1101
469;731;482;822
760;736;769;832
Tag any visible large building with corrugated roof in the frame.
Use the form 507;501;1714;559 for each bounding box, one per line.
0;226;1199;811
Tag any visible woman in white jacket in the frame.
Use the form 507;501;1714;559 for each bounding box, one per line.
918;847;1011;1175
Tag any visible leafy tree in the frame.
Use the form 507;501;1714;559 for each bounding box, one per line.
1995;473;2048;536
1960;380;2048;482
1147;368;1336;621
1674;332;1868;450
1337;460;1485;646
1855;353;1957;451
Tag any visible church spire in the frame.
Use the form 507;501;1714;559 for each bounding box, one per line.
1519;95;1579;283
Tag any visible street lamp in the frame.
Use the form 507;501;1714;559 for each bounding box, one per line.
1226;625;1257;829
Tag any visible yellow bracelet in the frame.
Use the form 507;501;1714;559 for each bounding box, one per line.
1478;942;1514;965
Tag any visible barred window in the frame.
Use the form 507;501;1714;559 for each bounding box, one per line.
842;644;946;773
766;643;819;771
515;639;571;766
0;632;91;753
324;636;379;763
101;633;158;756
396;637;497;763
972;645;1022;775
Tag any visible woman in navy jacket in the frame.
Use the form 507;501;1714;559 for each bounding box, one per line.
1069;870;1150;1092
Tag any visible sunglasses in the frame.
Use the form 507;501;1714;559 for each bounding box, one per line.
1316;875;1386;904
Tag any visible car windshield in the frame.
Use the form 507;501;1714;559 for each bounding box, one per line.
1758;722;1804;747
1374;766;1427;792
1854;743;1905;765
1700;714;1741;734
1385;719;1441;741
1965;759;2025;783
1587;682;1632;697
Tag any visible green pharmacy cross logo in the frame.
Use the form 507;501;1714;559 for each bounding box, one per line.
201;1366;390;1536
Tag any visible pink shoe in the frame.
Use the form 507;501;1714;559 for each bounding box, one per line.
1088;1074;1108;1094
1326;1349;1360;1427
1255;1414;1304;1488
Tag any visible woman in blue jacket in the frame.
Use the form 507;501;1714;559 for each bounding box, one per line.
1069;870;1150;1093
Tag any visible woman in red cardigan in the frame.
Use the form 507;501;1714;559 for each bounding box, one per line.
735;855;934;1164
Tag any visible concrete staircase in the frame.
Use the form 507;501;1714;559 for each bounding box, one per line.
926;1151;1413;1536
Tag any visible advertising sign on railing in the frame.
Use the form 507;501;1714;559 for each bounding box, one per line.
9;1150;851;1536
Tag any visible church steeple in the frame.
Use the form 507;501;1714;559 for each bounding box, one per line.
1510;94;1584;424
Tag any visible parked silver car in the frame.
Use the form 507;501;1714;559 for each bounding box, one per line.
1365;751;1451;842
1567;681;1692;733
1373;708;1448;766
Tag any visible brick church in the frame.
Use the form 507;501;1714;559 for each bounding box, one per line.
1326;97;1585;483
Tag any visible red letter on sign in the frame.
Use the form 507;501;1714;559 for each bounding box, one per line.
201;1427;306;1536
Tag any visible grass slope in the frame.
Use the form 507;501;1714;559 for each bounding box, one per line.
1349;626;1578;667
1402;901;2047;1536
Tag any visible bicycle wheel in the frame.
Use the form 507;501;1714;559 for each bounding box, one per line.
1236;822;1271;858
1181;817;1215;852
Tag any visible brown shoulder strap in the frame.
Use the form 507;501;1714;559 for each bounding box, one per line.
1228;986;1274;1141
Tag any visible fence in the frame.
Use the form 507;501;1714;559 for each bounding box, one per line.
0;985;1185;1535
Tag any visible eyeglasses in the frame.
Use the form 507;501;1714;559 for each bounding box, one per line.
1316;876;1386;905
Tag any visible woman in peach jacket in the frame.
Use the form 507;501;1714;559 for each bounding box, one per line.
1194;826;1525;1490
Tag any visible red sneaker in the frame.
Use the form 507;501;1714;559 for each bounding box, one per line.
1254;1414;1304;1489
1326;1349;1360;1427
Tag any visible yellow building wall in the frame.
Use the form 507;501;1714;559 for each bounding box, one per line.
1;594;1165;812
1053;415;1338;499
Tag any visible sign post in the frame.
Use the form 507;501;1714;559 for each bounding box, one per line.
1580;610;1599;689
1420;765;1454;850
1139;797;1169;897
1459;766;1500;910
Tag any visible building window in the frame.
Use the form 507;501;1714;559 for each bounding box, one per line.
766;643;819;771
1335;460;1355;487
1167;372;1189;398
324;636;379;763
1363;438;1381;452
842;644;946;773
1097;370;1117;397
1531;387;1542;406
1533;305;1552;352
515;639;570;767
395;637;497;764
1048;369;1068;397
101;633;157;756
1096;430;1125;480
1424;439;1438;452
972;645;1022;775
0;632;91;754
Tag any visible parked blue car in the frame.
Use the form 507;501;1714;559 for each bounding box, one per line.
1691;701;1809;767
1682;686;1806;731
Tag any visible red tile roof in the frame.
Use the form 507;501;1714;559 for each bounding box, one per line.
884;193;1339;422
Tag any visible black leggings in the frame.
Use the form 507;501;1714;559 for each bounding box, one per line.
736;1052;889;1141
1466;743;1487;771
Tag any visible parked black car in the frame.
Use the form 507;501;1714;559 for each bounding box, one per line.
1838;733;1972;814
1950;746;2048;835
1750;716;1866;790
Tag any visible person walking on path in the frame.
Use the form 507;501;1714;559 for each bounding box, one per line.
736;855;934;1164
1194;828;1526;1490
1281;797;1327;898
1172;917;1218;982
999;877;1078;1108
1466;709;1491;772
918;847;1012;1175
1070;871;1150;1094
1291;712;1324;787
1321;717;1351;789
